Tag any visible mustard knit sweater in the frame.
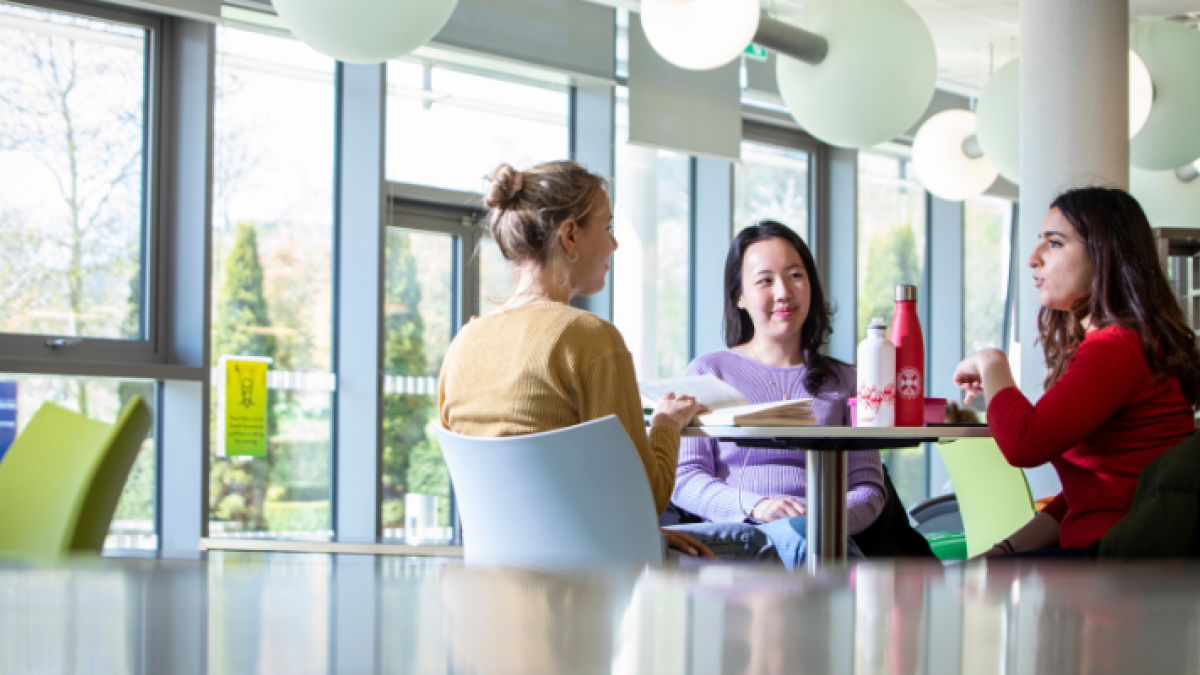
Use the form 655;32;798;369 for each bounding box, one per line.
437;303;681;514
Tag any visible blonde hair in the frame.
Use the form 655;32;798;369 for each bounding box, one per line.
483;161;609;265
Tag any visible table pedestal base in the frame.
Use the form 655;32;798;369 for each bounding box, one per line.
805;450;847;573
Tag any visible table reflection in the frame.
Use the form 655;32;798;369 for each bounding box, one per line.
1;555;1200;675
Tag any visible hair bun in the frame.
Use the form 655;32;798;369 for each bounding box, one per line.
484;164;520;210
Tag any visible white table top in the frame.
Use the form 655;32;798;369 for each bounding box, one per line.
681;425;992;439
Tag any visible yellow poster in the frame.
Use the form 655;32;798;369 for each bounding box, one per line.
223;357;269;457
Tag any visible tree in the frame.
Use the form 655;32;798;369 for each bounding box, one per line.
0;12;146;416
964;203;1008;353
209;223;278;532
858;224;922;341
381;230;448;529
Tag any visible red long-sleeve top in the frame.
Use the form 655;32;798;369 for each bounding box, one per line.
987;325;1196;549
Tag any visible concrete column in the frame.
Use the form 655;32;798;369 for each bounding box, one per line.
821;147;858;365
1018;1;1129;398
334;63;387;542
692;157;733;359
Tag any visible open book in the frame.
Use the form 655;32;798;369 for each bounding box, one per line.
639;375;816;427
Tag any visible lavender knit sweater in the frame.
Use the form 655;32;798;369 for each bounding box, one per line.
671;350;887;534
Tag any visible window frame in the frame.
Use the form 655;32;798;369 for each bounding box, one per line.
383;186;491;546
0;0;170;366
740;119;821;243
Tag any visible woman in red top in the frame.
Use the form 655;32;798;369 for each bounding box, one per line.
954;187;1200;557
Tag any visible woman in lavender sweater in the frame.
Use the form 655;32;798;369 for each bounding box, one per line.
665;221;887;568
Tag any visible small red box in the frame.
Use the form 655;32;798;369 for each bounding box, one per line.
847;397;947;427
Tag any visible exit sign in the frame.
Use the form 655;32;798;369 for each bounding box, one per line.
744;44;768;61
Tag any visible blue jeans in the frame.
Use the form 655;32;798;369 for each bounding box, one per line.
665;517;865;571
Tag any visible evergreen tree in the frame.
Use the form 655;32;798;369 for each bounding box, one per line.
381;231;447;529
214;223;277;361
209;223;277;532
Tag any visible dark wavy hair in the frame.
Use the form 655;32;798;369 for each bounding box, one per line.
723;221;844;394
1040;187;1200;404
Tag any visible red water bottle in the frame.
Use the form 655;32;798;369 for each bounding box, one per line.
889;285;925;427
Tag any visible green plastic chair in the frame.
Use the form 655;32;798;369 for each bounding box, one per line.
925;531;969;561
0;397;153;557
936;438;1036;558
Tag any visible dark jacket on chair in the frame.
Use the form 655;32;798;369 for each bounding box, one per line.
850;465;937;559
1099;431;1200;559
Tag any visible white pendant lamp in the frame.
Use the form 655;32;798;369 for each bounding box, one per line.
1131;165;1200;229
775;0;937;149
1130;20;1200;171
271;0;458;65
912;110;998;201
974;58;1020;184
976;51;1156;184
640;0;761;71
1130;50;1154;139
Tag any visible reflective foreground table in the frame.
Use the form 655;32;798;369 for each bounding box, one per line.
683;426;993;571
3;553;1200;675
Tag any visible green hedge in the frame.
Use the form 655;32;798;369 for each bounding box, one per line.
264;501;330;532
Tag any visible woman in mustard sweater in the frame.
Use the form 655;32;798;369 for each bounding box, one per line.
438;160;776;562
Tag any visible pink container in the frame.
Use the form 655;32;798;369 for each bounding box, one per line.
848;397;946;427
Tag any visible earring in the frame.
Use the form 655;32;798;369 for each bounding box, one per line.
567;250;580;263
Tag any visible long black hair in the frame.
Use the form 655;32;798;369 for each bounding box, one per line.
723;221;844;393
1040;187;1200;404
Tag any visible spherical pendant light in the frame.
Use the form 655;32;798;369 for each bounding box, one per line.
1129;50;1154;138
1131;165;1200;229
272;0;458;65
775;0;936;149
976;51;1158;184
1130;20;1200;171
640;0;761;71
974;58;1020;184
912;110;998;201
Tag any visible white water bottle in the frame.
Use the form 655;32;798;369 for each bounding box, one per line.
856;317;896;427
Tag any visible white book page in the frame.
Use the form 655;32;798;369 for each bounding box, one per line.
638;375;749;411
718;399;813;415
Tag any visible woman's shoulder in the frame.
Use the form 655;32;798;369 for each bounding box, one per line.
685;350;744;377
1082;325;1144;358
827;358;857;382
555;306;629;354
814;358;857;399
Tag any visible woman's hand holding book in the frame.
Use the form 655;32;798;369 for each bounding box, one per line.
648;393;709;432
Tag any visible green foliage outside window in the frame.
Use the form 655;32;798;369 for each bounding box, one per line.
382;230;451;533
858;224;922;341
964;200;1011;355
209;224;278;532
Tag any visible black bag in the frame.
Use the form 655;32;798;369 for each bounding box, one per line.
850;464;937;559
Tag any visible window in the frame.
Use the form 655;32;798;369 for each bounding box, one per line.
382;228;457;544
857;152;927;343
0;3;151;343
385;59;570;192
2;374;157;550
964;197;1015;355
208;27;336;540
478;238;512;318
857;151;928;507
735;141;811;237
612;89;693;379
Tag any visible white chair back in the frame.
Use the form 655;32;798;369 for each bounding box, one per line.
435;415;664;567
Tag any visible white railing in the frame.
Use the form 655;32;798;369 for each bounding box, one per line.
383;376;439;396
103;520;156;551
